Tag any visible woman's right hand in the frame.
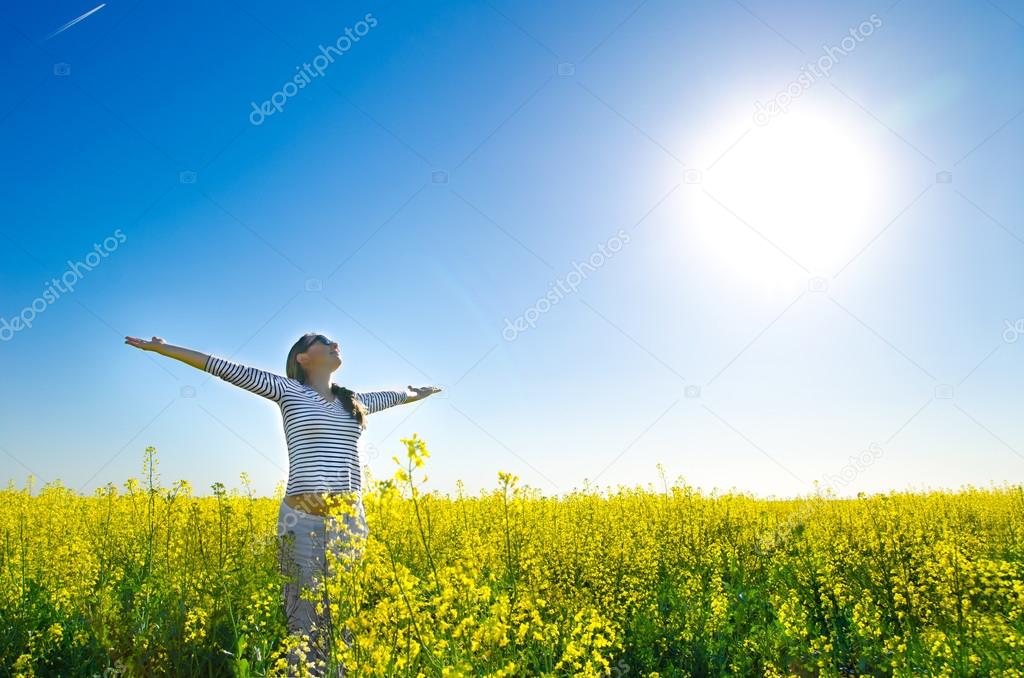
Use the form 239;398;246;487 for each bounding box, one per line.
124;336;167;352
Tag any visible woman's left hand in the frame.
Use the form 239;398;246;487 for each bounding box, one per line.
406;385;442;403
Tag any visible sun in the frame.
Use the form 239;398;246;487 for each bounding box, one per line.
687;107;884;287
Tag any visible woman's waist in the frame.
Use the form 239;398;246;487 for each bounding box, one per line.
283;491;362;517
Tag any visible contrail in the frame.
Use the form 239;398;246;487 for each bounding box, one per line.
46;3;107;39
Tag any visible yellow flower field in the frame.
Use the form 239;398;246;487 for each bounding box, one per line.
2;436;1022;677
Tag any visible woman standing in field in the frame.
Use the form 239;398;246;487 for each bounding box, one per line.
124;333;441;676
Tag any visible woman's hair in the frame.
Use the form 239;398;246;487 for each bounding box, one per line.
285;332;368;429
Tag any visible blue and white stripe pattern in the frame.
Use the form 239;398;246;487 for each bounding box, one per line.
204;355;407;496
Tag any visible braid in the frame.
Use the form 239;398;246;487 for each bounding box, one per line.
331;383;368;429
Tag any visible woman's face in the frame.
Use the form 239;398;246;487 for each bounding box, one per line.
298;335;342;373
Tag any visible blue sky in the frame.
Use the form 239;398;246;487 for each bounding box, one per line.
1;0;1022;499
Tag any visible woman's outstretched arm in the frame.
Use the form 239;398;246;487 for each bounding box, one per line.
125;335;294;402
355;385;442;414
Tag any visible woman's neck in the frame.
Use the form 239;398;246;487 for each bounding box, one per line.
305;373;333;397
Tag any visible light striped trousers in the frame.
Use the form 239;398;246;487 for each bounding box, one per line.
276;498;369;677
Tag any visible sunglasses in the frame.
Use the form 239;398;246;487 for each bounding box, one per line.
303;334;335;351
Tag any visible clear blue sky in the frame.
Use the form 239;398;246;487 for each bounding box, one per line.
1;0;1022;498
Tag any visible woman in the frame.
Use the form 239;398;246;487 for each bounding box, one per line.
124;332;441;676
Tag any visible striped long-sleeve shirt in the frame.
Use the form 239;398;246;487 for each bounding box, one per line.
203;354;407;497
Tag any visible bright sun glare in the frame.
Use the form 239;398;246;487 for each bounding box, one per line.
689;108;883;286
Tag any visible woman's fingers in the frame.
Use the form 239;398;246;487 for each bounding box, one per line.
124;335;164;350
